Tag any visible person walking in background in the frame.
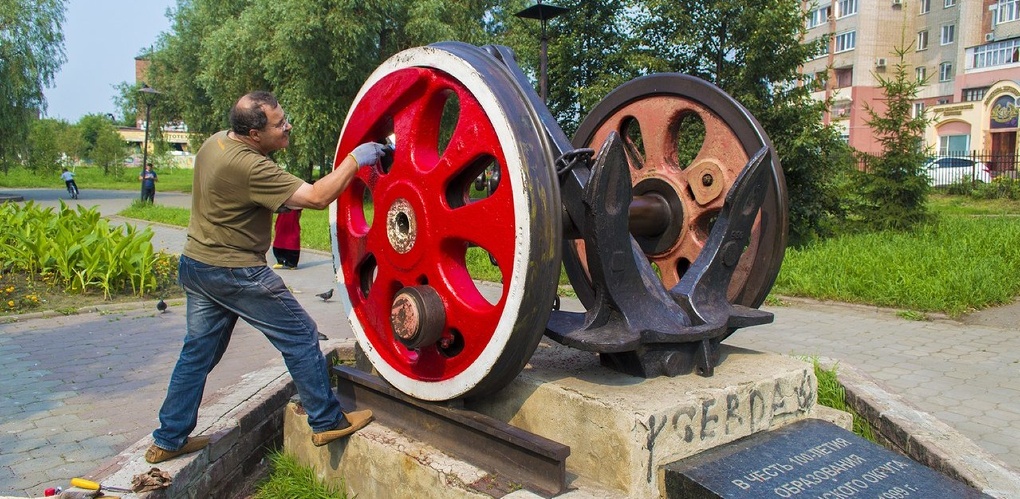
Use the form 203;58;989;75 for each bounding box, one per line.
145;90;387;464
60;168;78;199
139;163;158;203
272;209;302;269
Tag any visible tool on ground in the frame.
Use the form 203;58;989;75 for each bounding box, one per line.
69;478;133;493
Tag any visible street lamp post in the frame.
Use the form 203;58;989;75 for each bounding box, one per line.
515;0;571;103
139;85;161;169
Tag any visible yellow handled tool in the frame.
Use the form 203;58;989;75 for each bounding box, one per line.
69;478;134;493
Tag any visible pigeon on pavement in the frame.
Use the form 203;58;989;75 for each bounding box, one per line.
156;299;167;313
316;289;334;301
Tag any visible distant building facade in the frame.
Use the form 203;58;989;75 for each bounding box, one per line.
801;0;1019;169
118;57;196;166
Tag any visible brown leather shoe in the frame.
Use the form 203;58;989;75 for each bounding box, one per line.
311;410;374;447
145;435;211;464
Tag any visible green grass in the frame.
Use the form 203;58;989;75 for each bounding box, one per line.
773;215;1020;317
0;165;194;192
928;193;1020;216
254;451;347;499
811;359;875;442
120;200;192;226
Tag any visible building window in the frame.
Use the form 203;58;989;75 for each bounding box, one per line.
913;102;925;118
915;66;927;82
837;0;858;18
940;25;955;45
834;31;856;53
939;62;953;81
920;0;931;14
996;0;1019;23
937;98;950;104
807;6;831;28
835;67;853;88
939;135;970;155
973;38;1020;68
962;87;988;102
917;30;929;50
944;0;956;7
815;71;829;89
807;38;828;60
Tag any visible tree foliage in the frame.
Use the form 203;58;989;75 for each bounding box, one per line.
860;44;932;231
92;124;129;175
0;0;67;172
145;0;497;181
27;118;65;172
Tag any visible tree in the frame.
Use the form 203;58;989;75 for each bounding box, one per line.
112;81;143;127
77;114;116;162
0;0;67;173
860;44;932;232
92;125;128;175
27;118;65;172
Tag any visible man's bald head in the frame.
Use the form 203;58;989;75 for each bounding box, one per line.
230;91;279;136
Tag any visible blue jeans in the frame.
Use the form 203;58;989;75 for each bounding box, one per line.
152;255;342;451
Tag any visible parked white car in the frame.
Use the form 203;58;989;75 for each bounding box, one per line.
923;157;992;187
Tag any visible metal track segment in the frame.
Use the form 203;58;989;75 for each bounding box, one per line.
334;366;570;497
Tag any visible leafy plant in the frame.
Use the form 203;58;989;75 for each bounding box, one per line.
0;201;164;299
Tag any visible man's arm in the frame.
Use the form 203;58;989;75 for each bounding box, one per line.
284;143;386;210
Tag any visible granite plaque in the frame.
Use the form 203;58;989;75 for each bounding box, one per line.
664;419;989;498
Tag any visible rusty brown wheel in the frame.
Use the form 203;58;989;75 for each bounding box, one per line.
568;73;787;309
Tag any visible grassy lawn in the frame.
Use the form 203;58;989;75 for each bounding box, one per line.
0;164;195;192
772;194;1020;317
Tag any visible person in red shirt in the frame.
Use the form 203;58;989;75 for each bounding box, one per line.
272;209;301;269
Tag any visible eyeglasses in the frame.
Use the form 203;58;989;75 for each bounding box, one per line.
272;116;291;129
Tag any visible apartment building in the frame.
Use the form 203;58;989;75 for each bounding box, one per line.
802;0;1019;170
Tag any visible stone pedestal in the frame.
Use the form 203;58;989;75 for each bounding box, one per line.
284;343;827;498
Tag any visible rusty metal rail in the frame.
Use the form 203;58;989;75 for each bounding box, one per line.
334;366;570;496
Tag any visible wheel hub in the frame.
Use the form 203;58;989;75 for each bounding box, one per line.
386;198;417;254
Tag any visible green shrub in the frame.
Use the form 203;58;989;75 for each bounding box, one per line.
969;176;1020;200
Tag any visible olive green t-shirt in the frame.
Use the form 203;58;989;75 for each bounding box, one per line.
183;130;304;267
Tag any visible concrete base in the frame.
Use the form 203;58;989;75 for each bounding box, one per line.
285;342;832;497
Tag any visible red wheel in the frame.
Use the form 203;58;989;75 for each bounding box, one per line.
331;43;561;401
569;74;787;309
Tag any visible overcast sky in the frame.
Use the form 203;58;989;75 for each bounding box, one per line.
43;0;175;122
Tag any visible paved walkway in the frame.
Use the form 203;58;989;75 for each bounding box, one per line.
1;188;1018;496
